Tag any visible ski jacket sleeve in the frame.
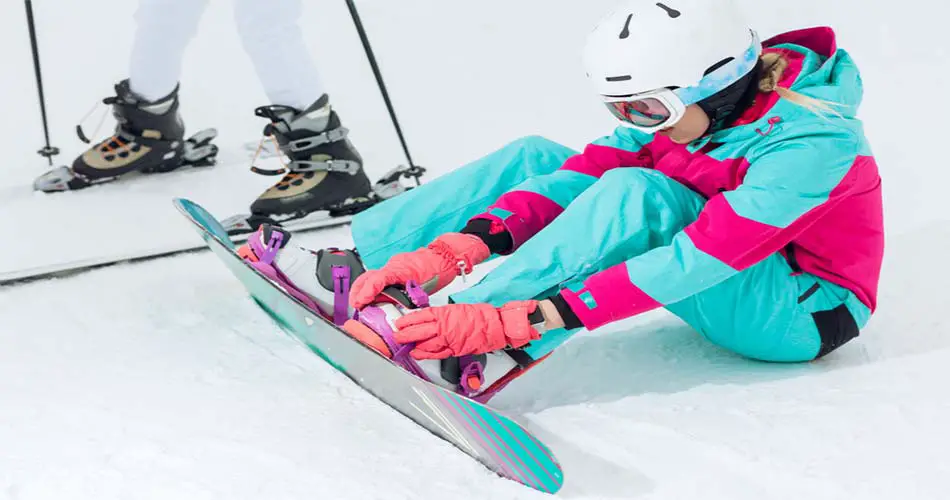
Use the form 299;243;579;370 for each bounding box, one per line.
467;128;653;254
558;130;866;330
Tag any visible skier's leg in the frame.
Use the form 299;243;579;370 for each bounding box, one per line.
449;167;707;358
129;0;210;101
351;136;578;269
664;256;869;362
451;167;867;361
453;168;705;306
234;0;377;221
42;0;208;189
232;0;322;108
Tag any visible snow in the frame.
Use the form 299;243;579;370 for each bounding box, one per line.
1;0;949;498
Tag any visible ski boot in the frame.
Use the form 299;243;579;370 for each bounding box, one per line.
33;80;218;192
343;285;551;404
221;162;426;236
246;94;374;225
236;223;364;325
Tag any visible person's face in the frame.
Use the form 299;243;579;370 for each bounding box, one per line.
655;104;709;144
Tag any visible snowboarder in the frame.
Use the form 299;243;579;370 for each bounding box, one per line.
35;0;372;224
238;0;885;401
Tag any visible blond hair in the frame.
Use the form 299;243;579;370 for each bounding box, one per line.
758;51;843;118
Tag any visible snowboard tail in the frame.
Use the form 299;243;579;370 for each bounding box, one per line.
173;197;563;494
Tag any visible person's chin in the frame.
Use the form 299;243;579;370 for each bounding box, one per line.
668;135;692;145
658;129;690;145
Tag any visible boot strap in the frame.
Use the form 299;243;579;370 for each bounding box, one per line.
283;127;349;154
287;159;362;175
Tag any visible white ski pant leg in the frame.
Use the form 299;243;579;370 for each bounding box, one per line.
233;0;325;109
129;0;210;102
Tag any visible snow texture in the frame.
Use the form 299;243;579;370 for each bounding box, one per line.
2;0;949;498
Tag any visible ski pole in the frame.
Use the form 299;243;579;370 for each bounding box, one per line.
344;0;421;182
24;0;59;166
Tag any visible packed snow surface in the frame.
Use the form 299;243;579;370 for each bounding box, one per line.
2;0;948;498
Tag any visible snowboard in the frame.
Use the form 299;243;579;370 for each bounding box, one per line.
173;197;564;494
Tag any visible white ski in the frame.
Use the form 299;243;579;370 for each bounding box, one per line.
0;212;353;287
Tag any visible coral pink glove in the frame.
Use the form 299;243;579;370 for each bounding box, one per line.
392;301;542;360
349;233;490;309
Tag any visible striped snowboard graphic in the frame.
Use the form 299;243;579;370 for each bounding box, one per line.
174;198;564;494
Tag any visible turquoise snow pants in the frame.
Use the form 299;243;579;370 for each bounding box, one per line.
351;136;870;362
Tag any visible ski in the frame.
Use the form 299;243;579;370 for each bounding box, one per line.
33;128;220;193
217;163;425;235
0;212;354;287
174;197;564;494
2;164;424;287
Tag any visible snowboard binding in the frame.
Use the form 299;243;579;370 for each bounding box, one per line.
343;284;529;403
237;223;365;325
236;223;529;404
343;283;495;399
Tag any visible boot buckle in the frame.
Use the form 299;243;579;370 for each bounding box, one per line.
285;127;349;153
288;159;362;175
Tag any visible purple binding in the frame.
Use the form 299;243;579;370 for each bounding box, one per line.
357;306;431;382
404;280;430;308
249;228;284;265
331;265;351;326
458;355;486;397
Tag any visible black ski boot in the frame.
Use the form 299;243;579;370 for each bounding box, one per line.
33;80;218;192
248;94;373;219
73;79;185;178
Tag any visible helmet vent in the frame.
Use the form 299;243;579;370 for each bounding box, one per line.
655;3;681;18
618;13;633;39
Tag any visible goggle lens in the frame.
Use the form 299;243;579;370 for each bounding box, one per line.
604;98;673;128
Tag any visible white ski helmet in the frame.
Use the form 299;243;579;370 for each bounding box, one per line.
583;0;762;132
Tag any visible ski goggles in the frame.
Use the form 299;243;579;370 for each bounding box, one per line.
601;30;763;133
603;90;686;132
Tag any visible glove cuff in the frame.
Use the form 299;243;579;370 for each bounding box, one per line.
499;300;542;349
428;232;491;275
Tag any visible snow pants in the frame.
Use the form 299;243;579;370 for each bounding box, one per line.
351;136;870;362
129;0;323;108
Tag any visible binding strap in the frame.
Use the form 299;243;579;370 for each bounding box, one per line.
457;355;486;397
356;306;431;382
504;348;536;368
331;265;351;326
